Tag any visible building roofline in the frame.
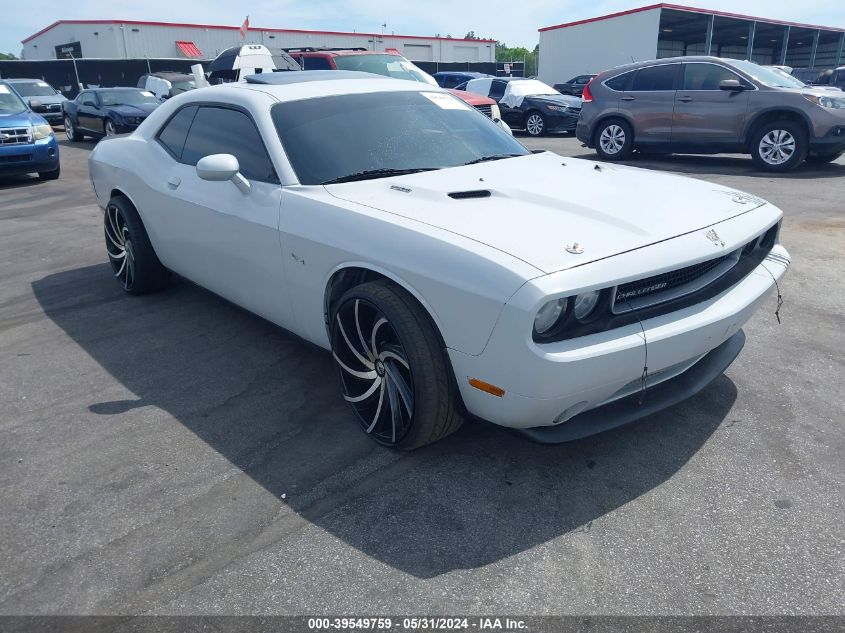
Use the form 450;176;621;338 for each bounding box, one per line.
22;19;498;45
538;3;845;33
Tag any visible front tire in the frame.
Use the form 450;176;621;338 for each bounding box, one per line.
594;118;634;160
104;196;170;295
331;280;464;450
750;120;807;172
64;116;83;141
524;111;546;137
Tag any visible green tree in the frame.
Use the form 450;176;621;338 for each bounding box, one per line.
496;42;538;77
0;52;18;60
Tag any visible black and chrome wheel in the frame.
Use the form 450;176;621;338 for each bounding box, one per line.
65;116;83;142
525;111;546;137
331;280;464;450
750;120;807;172
104;196;170;295
595;118;634;160
104;119;117;137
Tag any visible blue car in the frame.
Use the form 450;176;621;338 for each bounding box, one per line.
63;87;160;141
0;81;60;181
433;71;493;89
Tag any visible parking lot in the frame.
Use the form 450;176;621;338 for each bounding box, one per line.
0;134;843;615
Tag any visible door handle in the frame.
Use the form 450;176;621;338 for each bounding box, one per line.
678;96;693;103
621;96;636;101
167;176;181;189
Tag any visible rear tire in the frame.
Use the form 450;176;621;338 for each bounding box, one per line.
750;120;808;172
594;118;634;160
104;196;171;295
64;116;83;142
331;280;464;450
38;164;60;181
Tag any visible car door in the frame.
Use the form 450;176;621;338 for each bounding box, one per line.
149;104;294;328
622;63;681;144
671;62;751;147
76;92;100;132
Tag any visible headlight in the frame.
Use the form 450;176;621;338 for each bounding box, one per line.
573;291;601;321
490;103;501;120
32;124;53;140
534;298;569;336
546;104;568;112
803;93;845;109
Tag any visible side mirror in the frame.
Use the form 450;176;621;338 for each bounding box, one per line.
196;154;251;194
493;117;513;136
30;99;43;109
719;79;745;91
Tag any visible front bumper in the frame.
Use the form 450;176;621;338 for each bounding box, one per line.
0;136;59;176
448;235;789;434
545;111;580;133
33;110;64;125
809;123;845;155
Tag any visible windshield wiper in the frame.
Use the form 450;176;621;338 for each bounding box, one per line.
462;153;524;166
321;167;439;185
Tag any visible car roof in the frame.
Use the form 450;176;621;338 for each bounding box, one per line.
200;75;440;104
86;87;145;92
4;78;48;83
296;49;399;57
245;70;384;85
434;71;489;77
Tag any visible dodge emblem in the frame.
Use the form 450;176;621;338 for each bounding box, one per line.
705;229;725;248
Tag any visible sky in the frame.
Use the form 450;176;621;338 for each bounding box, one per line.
2;0;844;55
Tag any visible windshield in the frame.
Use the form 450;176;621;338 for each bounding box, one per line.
272;90;529;185
0;83;28;114
11;81;58;97
766;67;807;88
170;80;196;95
506;79;560;97
731;60;804;88
98;89;159;106
333;54;438;86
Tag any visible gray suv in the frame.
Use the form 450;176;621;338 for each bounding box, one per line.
577;56;845;172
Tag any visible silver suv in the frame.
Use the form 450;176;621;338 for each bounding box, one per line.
577;56;845;172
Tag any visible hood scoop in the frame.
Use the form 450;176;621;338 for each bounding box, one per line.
448;189;491;200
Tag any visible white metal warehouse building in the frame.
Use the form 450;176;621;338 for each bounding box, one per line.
20;19;496;64
538;3;845;85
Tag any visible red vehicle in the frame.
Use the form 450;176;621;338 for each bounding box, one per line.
284;48;501;119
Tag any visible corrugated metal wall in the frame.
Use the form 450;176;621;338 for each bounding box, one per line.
22;22;496;64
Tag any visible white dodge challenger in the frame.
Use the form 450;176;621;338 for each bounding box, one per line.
88;72;790;449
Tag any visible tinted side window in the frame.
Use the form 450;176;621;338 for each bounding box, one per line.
683;63;742;90
444;76;459;88
156;105;197;159
632;65;679;91
575;75;589;85
181;107;277;182
303;56;332;70
605;71;634;91
489;80;506;100
834;71;845;87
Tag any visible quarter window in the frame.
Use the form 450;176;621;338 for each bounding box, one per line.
156;105;198;159
605;71;635;91
632;64;679;91
683;63;743;90
181;106;277;183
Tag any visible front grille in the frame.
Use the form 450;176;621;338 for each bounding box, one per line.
32;104;61;113
615;254;732;306
474;104;493;118
0;154;32;163
0;127;32;146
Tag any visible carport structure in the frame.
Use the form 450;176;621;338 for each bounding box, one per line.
655;5;845;68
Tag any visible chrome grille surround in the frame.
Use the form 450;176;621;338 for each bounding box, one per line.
474;104;493;118
0;127;32;146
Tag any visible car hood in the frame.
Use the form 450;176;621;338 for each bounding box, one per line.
524;94;582;109
24;94;66;105
449;88;495;106
109;103;158;117
0;110;46;127
325;152;767;274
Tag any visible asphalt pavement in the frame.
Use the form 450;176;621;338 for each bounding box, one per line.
0;135;842;615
